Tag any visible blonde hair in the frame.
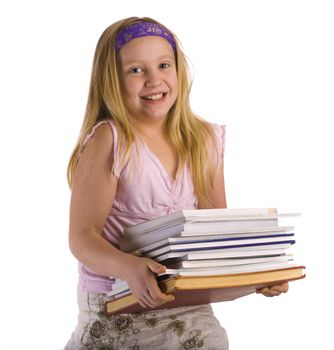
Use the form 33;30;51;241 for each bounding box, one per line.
67;16;219;208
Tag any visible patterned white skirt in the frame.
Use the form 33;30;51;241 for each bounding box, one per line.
65;288;229;350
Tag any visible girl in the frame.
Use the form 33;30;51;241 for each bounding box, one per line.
65;17;288;350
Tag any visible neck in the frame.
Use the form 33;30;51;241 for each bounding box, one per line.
130;117;167;139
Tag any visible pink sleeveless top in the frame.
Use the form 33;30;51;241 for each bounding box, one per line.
78;120;225;293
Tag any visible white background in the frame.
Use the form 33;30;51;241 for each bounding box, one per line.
0;0;333;349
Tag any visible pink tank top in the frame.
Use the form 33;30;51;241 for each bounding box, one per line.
78;120;225;293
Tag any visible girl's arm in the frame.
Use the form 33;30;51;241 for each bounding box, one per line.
69;124;174;308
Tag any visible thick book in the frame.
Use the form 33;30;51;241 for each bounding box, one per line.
141;231;295;248
163;261;295;276
124;208;282;237
107;260;296;298
105;266;305;315
169;254;293;269
144;239;295;259
153;245;291;263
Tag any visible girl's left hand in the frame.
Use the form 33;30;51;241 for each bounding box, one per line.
256;282;289;297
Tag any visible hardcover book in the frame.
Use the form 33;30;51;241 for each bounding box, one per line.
105;266;305;315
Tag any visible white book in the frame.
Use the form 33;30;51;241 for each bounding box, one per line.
136;233;295;255
179;226;295;236
124;208;281;236
180;219;279;233
124;218;281;241
107;288;131;298
171;254;293;269
120;225;295;252
164;260;296;277
143;237;295;259
107;280;129;297
154;245;291;262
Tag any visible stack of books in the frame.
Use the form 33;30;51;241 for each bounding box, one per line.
106;208;305;314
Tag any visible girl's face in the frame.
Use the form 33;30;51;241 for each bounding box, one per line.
119;36;178;124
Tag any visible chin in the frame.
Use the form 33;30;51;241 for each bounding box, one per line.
142;109;171;121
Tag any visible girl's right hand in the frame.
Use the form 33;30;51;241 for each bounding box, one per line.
120;254;175;309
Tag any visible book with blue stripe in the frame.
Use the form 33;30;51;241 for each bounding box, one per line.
152;245;291;263
135;233;295;254
140;237;295;259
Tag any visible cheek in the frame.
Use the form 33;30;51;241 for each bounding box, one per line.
172;80;179;100
171;74;178;96
123;79;139;99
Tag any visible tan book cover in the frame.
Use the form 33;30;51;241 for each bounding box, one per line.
105;266;305;315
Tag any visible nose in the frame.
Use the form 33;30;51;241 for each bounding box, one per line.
145;69;162;88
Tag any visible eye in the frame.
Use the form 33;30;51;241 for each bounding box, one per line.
159;63;171;69
129;67;143;74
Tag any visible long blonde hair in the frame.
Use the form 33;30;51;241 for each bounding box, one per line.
67;17;219;208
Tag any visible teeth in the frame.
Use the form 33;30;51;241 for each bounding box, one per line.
143;93;163;100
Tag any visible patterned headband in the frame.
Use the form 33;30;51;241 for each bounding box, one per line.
115;21;176;52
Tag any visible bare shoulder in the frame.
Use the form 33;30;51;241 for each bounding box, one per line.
73;122;116;185
82;122;114;155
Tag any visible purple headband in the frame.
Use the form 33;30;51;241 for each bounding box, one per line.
115;21;176;52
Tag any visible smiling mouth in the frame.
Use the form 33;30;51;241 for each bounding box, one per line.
141;93;167;101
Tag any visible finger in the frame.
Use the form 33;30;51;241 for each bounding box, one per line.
142;273;172;302
144;279;175;306
262;293;274;298
256;287;270;294
270;286;288;294
259;288;274;297
139;292;172;309
146;260;166;275
144;285;169;305
266;282;289;294
260;287;284;297
275;282;289;293
268;290;282;297
257;282;289;294
143;295;157;308
138;292;158;309
257;287;278;297
148;291;175;306
148;284;175;303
